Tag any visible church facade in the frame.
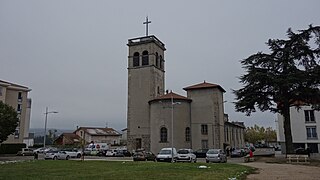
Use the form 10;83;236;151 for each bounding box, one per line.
126;35;244;154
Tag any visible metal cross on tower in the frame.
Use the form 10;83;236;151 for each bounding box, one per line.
143;16;151;36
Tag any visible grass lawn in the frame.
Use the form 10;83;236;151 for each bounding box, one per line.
0;160;254;180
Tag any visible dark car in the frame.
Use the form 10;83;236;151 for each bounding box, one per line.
120;150;132;157
230;149;244;158
194;149;208;158
295;147;309;155
133;151;156;161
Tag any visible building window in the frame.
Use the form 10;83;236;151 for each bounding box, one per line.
142;51;149;65
17;104;22;113
201;124;208;135
160;127;167;142
185;127;191;142
306;126;317;139
201;140;208;149
18;92;22;102
305;110;315;122
133;52;140;67
155;52;159;67
160;55;163;69
0;87;2;96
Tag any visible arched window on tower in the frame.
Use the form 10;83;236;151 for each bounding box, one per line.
185;127;191;142
142;50;149;65
133;52;140;67
160;127;167;142
159;55;163;69
155;52;159;67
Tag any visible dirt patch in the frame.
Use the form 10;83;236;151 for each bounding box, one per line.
242;159;320;180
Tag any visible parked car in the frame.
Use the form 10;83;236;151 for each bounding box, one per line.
156;148;178;162
294;147;309;155
194;149;208;158
231;148;244;158
16;148;34;156
133;151;156;161
176;149;197;163
44;150;70;160
206;149;227;163
33;147;46;154
61;148;82;158
121;150;132;157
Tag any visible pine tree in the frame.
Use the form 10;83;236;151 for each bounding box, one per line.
234;25;320;153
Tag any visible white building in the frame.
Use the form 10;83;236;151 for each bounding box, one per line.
277;105;320;154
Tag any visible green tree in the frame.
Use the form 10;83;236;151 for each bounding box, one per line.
245;125;276;145
0;101;19;143
234;25;320;153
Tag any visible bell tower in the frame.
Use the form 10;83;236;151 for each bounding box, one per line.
127;29;166;151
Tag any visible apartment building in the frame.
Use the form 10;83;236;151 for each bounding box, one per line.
0;80;31;144
277;105;320;154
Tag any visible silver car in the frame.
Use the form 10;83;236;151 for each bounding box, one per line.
44;150;70;160
206;149;227;163
176;149;197;163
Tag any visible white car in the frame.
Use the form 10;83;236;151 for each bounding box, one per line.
61;149;82;158
44;150;70;160
176;149;197;163
206;149;227;163
156;148;178;162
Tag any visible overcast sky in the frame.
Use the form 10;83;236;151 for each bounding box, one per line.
1;0;319;131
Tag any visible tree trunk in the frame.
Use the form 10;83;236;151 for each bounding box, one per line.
283;102;294;154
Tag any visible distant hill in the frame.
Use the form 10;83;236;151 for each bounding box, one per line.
29;128;74;137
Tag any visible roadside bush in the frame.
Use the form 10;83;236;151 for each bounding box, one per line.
0;143;26;154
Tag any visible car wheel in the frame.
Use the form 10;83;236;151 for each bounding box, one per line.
53;156;57;160
66;156;70;160
194;158;197;163
77;154;81;158
206;160;209;163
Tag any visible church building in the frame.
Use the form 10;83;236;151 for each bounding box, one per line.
126;27;244;153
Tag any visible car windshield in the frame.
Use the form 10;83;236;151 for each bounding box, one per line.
159;150;171;154
177;150;189;154
207;149;219;154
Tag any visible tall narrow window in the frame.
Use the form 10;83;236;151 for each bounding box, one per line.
160;127;167;142
201;124;208;135
142;51;149;65
155;52;159;67
159;55;163;69
18;92;22;102
133;52;140;67
185;127;191;142
306;126;317;139
17;104;22;113
305;110;315;122
0;87;3;96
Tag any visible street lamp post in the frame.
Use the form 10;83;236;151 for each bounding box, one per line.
171;95;181;163
43;107;58;148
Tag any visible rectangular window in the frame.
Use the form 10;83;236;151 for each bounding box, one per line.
201;140;208;149
201;124;208;135
18;92;23;102
17;104;22;113
306;126;317;139
305;110;315;122
0;87;2;96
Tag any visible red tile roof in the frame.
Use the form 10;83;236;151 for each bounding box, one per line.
183;81;226;92
149;92;191;103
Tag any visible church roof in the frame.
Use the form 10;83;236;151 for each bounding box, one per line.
183;81;226;92
74;127;121;136
149;92;191;103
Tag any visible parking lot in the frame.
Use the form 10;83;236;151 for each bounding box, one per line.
0;153;245;164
